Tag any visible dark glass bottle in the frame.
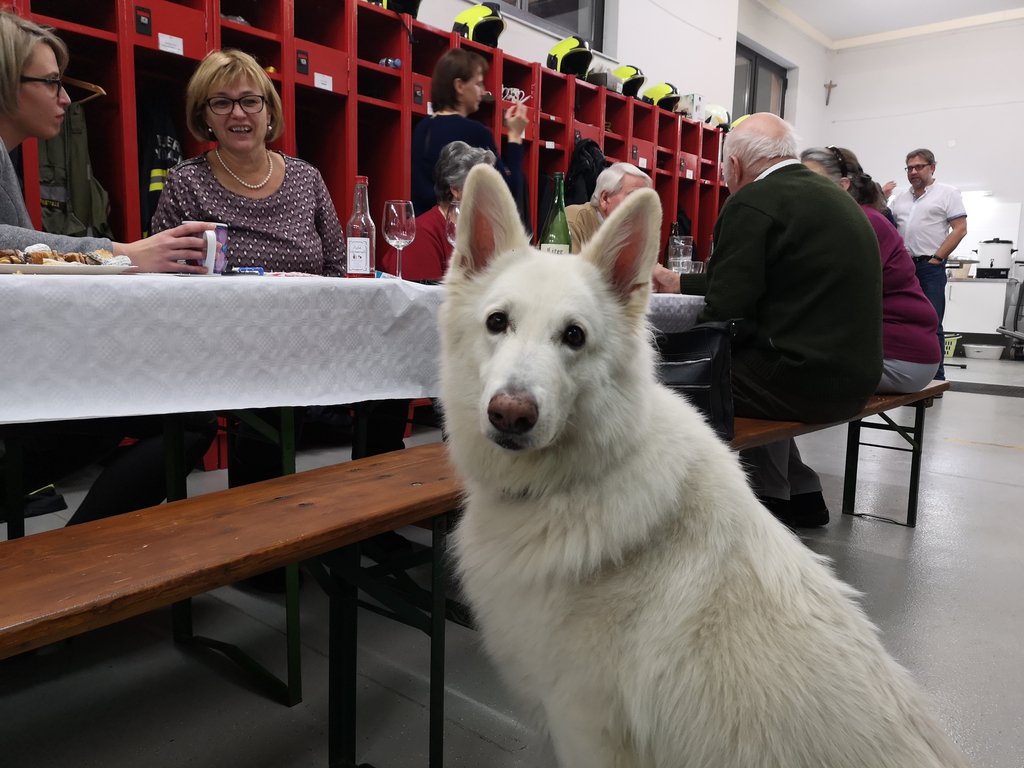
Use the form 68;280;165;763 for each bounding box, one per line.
539;172;571;254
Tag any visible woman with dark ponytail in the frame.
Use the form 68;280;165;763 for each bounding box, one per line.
802;145;941;393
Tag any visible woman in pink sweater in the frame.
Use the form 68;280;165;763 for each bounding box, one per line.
802;145;940;393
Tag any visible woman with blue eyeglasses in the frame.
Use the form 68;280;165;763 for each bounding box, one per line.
150;48;344;276
0;10;213;271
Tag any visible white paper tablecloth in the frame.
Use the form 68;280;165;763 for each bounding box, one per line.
0;274;702;425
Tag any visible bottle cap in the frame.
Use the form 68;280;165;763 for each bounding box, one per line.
355;175;368;184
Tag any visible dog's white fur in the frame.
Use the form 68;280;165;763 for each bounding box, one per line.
439;165;971;768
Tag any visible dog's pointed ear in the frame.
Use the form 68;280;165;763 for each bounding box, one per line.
583;188;662;306
449;165;529;278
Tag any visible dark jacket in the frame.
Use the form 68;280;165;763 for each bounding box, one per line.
686;163;883;415
411;114;522;216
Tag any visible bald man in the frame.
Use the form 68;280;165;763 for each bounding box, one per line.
654;113;883;527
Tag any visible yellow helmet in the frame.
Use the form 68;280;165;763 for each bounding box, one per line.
611;65;645;97
453;3;506;48
730;113;752;130
547;36;593;77
640;82;680;111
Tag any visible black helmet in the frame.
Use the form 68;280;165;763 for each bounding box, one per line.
453;3;506;48
547;36;592;77
364;0;422;18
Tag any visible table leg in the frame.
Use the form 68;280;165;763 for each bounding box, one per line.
2;432;25;539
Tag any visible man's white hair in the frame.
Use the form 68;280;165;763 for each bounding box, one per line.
725;121;800;168
589;162;652;207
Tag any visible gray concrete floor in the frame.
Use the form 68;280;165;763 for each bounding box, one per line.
2;358;1023;767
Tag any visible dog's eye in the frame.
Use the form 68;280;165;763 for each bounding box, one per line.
562;324;586;349
486;312;509;334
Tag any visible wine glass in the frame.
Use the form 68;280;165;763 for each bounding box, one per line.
444;201;460;248
382;200;416;278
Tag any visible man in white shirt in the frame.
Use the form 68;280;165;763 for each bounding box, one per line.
890;148;967;380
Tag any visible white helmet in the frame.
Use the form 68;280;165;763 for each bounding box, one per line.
704;104;731;129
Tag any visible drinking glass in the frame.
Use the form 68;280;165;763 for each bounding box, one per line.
444;202;460;247
382;200;416;278
667;235;694;273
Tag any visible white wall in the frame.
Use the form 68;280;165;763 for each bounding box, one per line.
415;0;738;108
734;6;1024;257
736;0;830;141
824;21;1024;257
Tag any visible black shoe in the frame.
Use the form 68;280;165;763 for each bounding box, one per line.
758;495;795;526
758;492;829;528
23;485;69;519
789;491;830;527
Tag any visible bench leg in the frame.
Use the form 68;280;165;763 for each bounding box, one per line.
906;402;927;528
842;420;862;516
844;405;929;527
329;543;373;768
317;513;453;768
429;516;449;768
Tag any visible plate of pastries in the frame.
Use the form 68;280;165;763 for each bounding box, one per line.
0;244;133;274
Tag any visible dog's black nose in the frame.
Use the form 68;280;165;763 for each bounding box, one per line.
488;391;538;434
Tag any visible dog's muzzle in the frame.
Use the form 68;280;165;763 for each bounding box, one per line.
487;390;538;450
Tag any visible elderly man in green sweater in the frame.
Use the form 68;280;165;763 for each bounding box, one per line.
653;113;882;527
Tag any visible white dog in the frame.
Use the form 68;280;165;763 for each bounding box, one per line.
439;165;970;768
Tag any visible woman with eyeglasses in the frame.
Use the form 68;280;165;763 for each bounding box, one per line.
153;49;408;527
150;48;344;275
802;146;940;393
0;11;213;271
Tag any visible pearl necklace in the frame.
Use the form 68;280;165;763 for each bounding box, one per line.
215;147;274;190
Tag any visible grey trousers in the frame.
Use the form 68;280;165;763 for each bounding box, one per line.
730;350;868;501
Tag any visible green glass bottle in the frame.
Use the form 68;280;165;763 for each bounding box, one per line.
539;171;571;254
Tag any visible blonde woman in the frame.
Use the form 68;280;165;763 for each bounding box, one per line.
151;49;344;275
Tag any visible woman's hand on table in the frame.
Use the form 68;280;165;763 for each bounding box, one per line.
114;222;216;274
651;264;681;294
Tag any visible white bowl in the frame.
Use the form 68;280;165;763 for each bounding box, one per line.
962;344;1004;360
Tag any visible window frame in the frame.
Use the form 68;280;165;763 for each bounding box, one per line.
498;0;605;51
734;42;788;120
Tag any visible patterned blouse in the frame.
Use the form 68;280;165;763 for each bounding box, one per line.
151;152;345;276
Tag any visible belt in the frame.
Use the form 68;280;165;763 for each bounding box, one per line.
911;255;935;263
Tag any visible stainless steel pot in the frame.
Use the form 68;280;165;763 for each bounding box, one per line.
972;238;1017;269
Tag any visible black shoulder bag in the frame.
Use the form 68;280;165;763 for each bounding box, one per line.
655;320;737;441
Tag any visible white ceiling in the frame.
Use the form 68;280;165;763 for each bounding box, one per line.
767;0;1024;46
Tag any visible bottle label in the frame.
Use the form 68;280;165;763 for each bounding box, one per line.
540;243;569;255
347;237;372;274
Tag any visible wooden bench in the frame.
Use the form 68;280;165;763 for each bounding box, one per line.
0;441;462;768
729;380;951;527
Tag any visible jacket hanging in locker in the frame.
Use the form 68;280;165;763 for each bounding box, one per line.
137;92;182;236
37;102;113;239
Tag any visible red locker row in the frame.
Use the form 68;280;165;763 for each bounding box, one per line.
14;0;725;258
